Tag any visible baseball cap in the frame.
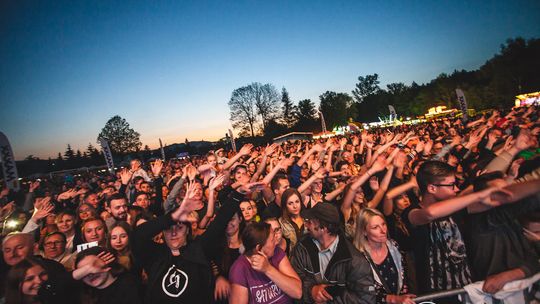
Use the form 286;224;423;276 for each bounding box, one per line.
301;202;340;225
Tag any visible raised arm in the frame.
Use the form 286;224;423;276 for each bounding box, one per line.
408;187;511;226
341;159;386;222
298;168;327;194
367;165;394;210
222;144;253;171
250;144;277;182
199;174;225;229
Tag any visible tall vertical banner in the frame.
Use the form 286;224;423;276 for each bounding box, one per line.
0;132;20;191
159;138;166;161
98;139;115;173
388;105;397;121
456;88;469;122
228;129;237;152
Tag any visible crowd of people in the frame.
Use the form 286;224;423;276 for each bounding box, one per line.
0;104;539;304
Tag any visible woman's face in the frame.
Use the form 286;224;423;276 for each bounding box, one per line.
354;189;365;204
77;256;109;288
110;226;129;252
21;265;48;296
366;215;388;244
78;205;93;221
248;162;257;174
192;183;204;201
57;214;75;234
395;195;410;211
240;201;254;221
234;167;250;184
83;220;106;245
226;213;241;236
286;194;302;216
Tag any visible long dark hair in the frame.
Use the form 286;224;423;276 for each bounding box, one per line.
280;188;303;224
5;257;48;304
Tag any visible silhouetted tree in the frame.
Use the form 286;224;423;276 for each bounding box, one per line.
319;91;356;129
97;115;142;154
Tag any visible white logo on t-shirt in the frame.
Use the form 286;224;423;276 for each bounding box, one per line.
162;265;189;297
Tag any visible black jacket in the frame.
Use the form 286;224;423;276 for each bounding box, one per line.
132;191;243;304
290;234;375;304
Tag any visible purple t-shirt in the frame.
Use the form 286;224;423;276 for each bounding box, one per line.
229;247;292;304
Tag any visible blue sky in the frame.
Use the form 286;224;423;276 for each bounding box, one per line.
1;0;539;160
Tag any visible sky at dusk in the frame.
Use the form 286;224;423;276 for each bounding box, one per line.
1;0;539;160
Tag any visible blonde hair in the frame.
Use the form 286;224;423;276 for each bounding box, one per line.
352;208;386;253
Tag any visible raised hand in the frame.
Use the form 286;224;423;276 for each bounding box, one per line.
57;189;76;201
393;151;407;168
151;159;164;177
208;174;225;191
237;182;266;195
264;143;278;156
278;157;295;170
369;176;380;191
311;161;322;172
120;168;133;185
478;186;513;207
29;180;41;192
312;143;325;153
239;144;254;156
514;129;536;151
186;164;198;181
32;198;54;221
97;251;116;265
314;167;328;179
370;156;387;173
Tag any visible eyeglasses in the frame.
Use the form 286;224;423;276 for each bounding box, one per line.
44;241;65;248
432;182;458;188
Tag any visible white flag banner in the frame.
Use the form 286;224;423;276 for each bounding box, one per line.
99;139;115;173
388;105;397;120
456;88;469;122
159;138;166;161
0;132;20;191
228;129;237;152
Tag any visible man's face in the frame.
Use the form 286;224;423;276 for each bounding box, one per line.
2;235;33;266
108;198;128;221
43;234;66;259
274;179;290;198
78;256;109;288
140;182;151;193
135;194;150;209
305;218;325;241
163;223;188;251
430;175;459;201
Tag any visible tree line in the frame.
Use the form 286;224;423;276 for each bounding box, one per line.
228;37;540;136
